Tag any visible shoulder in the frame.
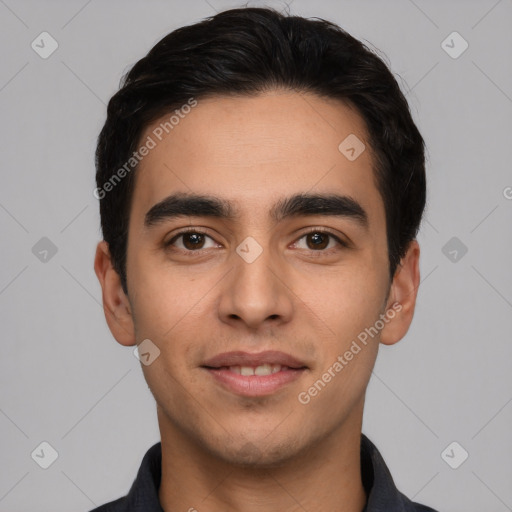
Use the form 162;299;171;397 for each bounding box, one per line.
88;496;126;512
409;503;440;512
86;442;162;512
361;434;441;512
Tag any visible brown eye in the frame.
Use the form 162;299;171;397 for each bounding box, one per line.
305;232;330;250
181;232;205;250
166;230;217;251
294;230;345;252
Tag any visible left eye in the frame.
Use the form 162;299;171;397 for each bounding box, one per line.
293;231;343;251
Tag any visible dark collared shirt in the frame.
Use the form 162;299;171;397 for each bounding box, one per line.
89;434;439;511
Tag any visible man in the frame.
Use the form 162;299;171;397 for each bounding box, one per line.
92;6;438;512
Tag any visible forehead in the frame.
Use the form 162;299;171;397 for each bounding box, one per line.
130;90;384;231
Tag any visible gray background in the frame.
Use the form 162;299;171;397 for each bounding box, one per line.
1;0;511;510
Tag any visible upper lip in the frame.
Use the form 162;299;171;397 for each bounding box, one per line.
201;350;307;369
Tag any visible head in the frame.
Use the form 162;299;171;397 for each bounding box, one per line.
94;7;425;466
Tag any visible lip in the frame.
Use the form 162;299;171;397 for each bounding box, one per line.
201;350;307;369
203;367;307;397
201;350;308;397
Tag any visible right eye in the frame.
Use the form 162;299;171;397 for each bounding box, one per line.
165;229;220;252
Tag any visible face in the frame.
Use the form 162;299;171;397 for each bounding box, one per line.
96;89;419;467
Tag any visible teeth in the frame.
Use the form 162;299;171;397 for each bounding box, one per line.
241;366;255;376
255;364;272;376
228;364;282;376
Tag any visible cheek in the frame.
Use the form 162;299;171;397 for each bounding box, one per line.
129;257;223;381
303;264;385;340
129;250;208;335
298;268;383;410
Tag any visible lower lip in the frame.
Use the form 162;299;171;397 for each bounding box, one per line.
203;367;306;397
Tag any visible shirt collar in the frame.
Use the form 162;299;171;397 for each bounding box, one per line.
112;434;435;512
359;433;435;511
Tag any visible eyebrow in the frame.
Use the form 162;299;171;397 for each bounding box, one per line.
144;192;369;231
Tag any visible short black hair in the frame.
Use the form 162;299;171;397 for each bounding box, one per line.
95;6;426;295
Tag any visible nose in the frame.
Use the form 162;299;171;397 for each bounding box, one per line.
217;241;294;330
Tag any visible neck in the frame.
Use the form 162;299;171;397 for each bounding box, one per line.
157;406;368;512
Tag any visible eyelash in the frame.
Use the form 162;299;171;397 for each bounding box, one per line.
165;226;349;254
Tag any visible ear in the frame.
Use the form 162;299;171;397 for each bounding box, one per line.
380;239;421;346
94;240;136;346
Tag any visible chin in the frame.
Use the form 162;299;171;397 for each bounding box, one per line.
220;446;296;469
207;430;309;469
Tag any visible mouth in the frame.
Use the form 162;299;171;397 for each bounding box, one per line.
208;363;293;376
201;351;308;397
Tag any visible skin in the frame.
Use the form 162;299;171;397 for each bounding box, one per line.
94;89;420;512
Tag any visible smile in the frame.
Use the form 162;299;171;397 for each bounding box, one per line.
203;364;306;397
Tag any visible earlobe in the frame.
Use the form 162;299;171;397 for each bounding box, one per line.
94;240;136;346
379;240;421;346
